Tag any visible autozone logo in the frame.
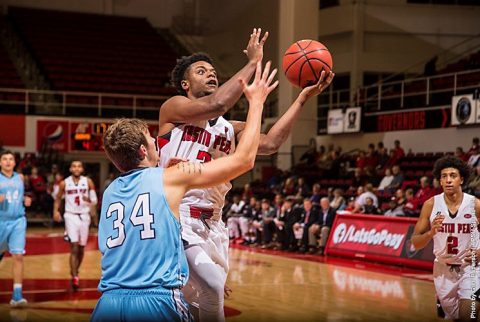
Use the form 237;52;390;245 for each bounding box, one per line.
332;223;405;250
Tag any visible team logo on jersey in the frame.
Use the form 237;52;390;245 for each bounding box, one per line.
464;213;472;219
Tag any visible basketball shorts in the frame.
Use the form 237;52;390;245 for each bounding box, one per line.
0;217;26;255
180;214;229;275
91;288;192;322
433;261;480;320
64;212;91;246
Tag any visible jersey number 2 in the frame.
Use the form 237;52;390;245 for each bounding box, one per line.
446;236;458;255
196;150;212;162
106;193;155;248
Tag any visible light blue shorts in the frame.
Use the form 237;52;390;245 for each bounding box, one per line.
91;287;192;322
0;216;26;255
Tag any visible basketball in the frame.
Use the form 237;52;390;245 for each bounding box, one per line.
282;40;333;88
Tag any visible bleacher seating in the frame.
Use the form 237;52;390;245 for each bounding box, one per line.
0;22;24;90
8;7;178;96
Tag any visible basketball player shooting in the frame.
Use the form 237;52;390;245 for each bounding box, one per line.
411;156;480;321
158;28;334;322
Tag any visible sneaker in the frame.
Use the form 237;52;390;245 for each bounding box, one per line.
10;298;28;308
71;276;80;291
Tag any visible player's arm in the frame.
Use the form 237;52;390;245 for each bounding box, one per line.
159;29;268;125
53;180;65;222
163;62;278;216
232;71;334;155
410;197;441;250
83;178;98;206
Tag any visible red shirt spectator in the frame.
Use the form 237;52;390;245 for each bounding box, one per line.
392;140;405;161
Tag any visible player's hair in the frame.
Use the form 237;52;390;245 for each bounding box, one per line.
171;52;214;96
432;155;471;181
0;150;14;158
70;160;83;166
103;118;149;172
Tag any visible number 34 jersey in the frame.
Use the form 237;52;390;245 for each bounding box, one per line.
157;117;236;220
430;192;479;265
98;167;188;292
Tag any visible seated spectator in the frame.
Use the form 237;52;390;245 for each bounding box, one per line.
308;197;336;255
467;164;480;198
274;196;296;250
402;188;416;217
29;166;47;213
432;178;442;195
385;165;404;193
250;199;263;245
227;195;246;241
377;168;394;191
295;177;310;198
392;140;405;162
282;177;296;196
468;150;480;168
310;183;322;204
394;189;407;207
259;199;277;248
365;143;378;168
404;176;433;215
241;183;254;202
362;197;380;215
355;151;367;169
384;197;405;217
353;184;378;213
299;139;319;164
467;137;480;157
455;147;468;162
376;142;389;169
365;167;380;187
239;196;258;244
351;167;367;189
338;196;356;215
330;188;346;211
294;198;320;253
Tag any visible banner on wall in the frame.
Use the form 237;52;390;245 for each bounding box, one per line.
327;109;344;134
451;94;476;126
326;214;434;270
36;120;69;152
343;107;361;133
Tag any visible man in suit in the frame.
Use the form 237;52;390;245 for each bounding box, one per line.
295;198;320;253
308;197;336;255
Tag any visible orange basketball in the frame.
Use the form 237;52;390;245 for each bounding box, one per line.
282;40;333;88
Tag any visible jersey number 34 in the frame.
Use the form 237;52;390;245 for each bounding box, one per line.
105;193;155;248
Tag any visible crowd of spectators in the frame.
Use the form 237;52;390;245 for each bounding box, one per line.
223;137;480;254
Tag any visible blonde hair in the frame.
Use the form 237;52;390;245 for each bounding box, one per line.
103;118;149;172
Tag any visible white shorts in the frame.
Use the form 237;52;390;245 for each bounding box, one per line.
64;212;91;246
180;214;229;275
433;261;480;320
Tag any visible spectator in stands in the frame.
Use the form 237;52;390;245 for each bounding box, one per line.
326;187;334;203
365;167;380;187
365;143;378;168
405;176;433;215
273;193;284;216
385;165;404;193
259;199;276;248
295;198;320;253
295;177;310;198
310;183;322;204
330;188;346;211
351;167;366;189
338;196;356;215
308;197;336;255
362;197;380;215
298;139;319;164
353;184;378;213
384;197;405;217
241;183;254;202
432;178;442;195
467;164;480;198
467;137;480;157
239;196;257;245
455;147;468;162
394;188;407;207
250;199;263;245
376;142;389;169
392;140;405;163
227;195;246;241
29;167;47;214
17;153;35;176
274;196;295;250
402;188;416;217
377;168;394;191
281;177;295;196
355;151;367;169
468;148;480;168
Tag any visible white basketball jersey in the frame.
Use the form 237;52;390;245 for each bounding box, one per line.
430;192;479;265
64;176;91;214
158;117;236;220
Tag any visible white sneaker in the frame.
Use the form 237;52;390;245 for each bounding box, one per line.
10;298;28;308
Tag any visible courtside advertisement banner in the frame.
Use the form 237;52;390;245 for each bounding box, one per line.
326;214;434;270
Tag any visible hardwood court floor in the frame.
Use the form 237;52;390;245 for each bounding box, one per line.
0;228;442;322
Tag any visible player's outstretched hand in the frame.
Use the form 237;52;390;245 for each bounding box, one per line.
299;70;335;103
239;61;278;105
244;28;269;64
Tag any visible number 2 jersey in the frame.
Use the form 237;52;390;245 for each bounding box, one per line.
98;167;188;292
0;172;25;219
64;175;91;214
157;117;236;221
430;192;479;265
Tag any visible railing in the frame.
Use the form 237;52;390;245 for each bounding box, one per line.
0;87;169;119
318;68;480;112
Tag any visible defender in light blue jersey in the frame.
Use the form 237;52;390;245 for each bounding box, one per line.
92;61;277;322
0;150;32;307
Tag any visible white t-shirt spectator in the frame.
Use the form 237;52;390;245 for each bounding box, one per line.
377;175;394;191
355;191;378;208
